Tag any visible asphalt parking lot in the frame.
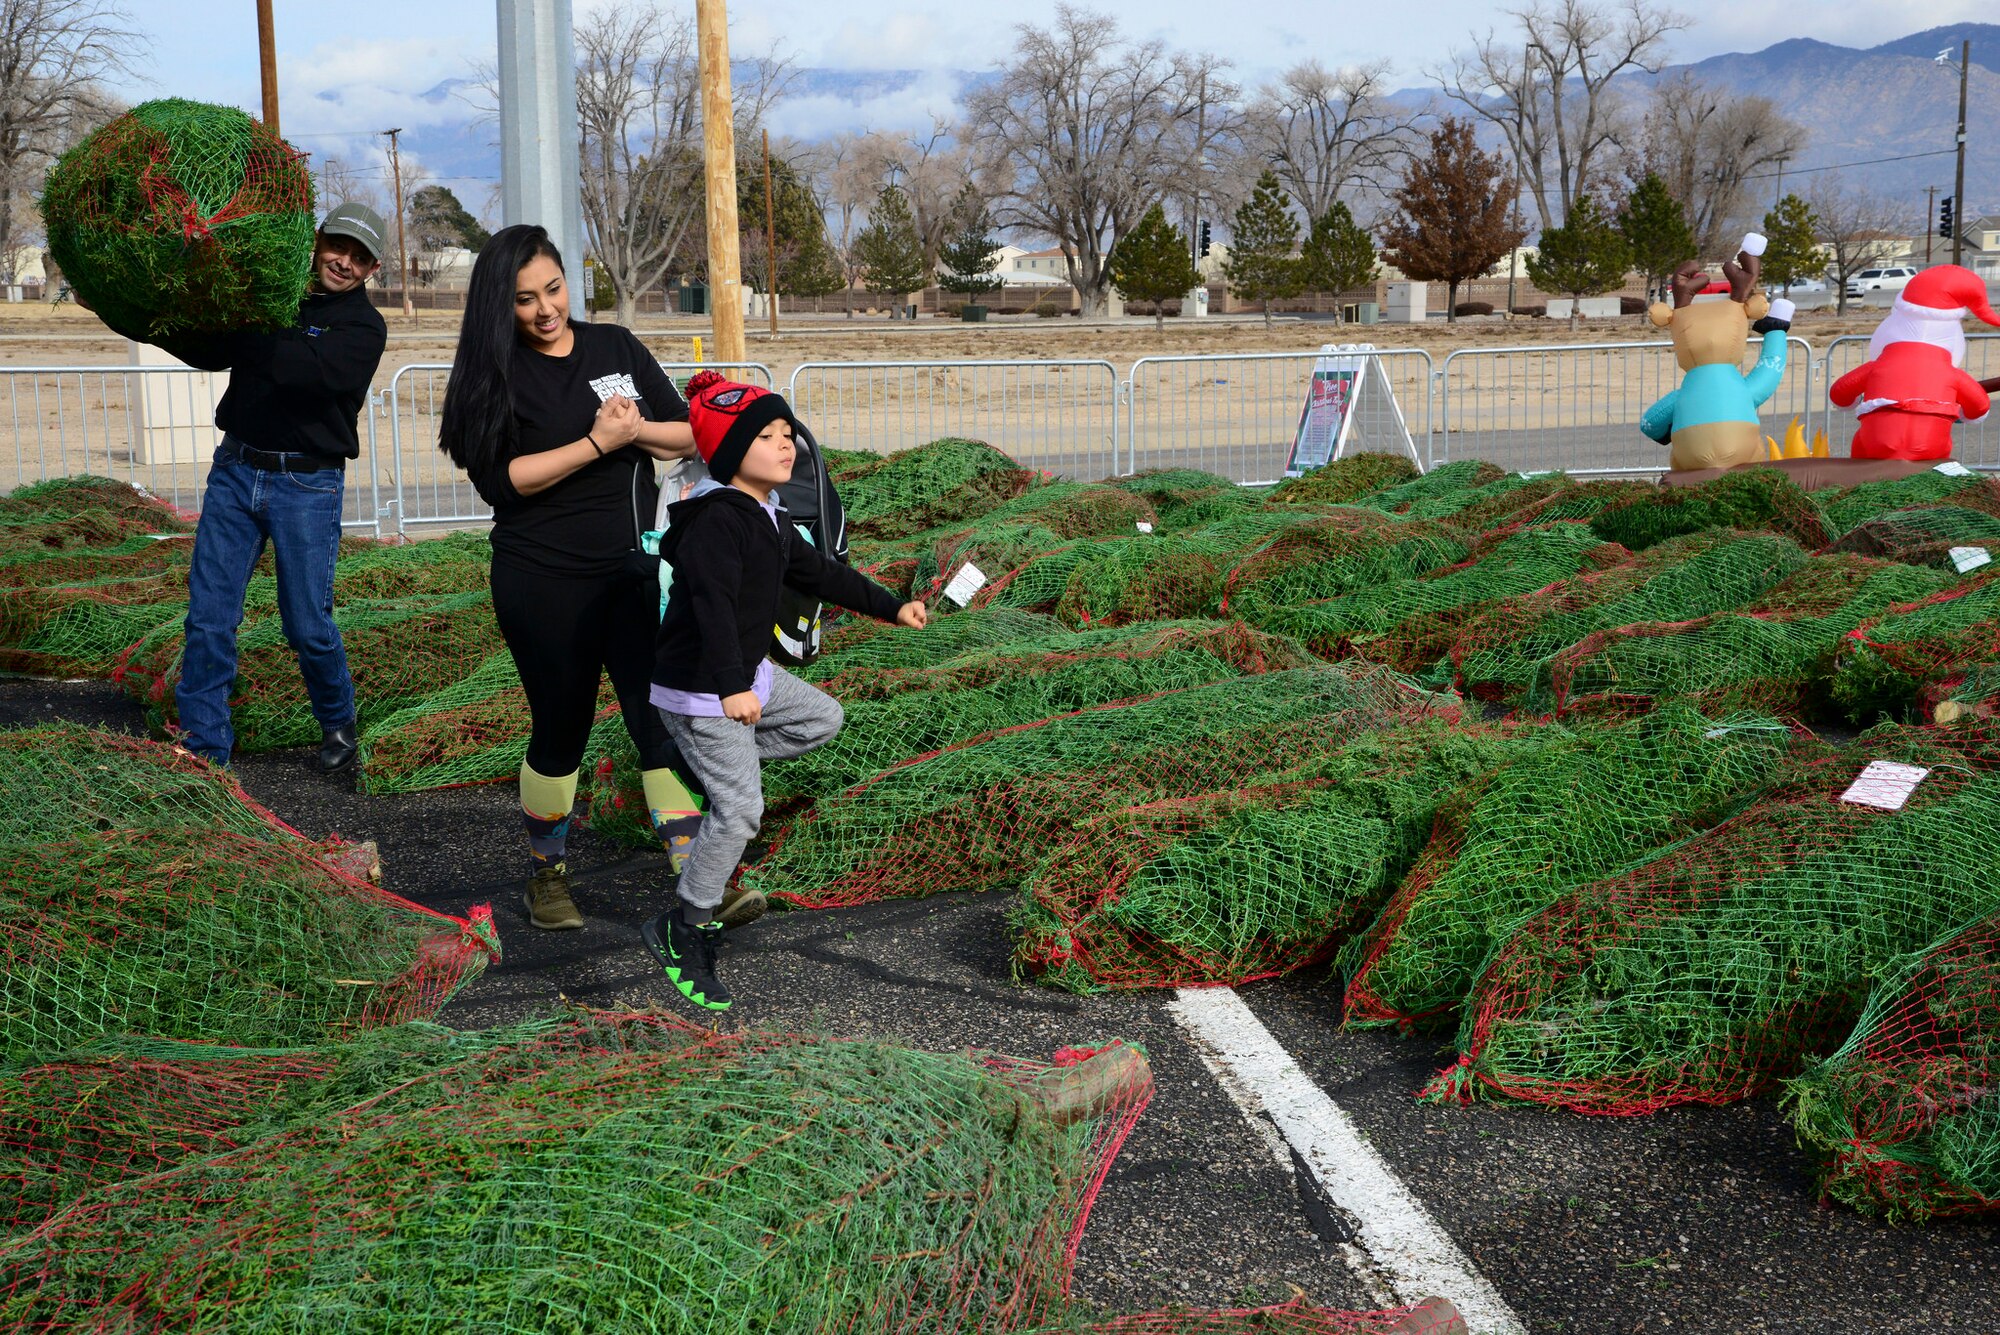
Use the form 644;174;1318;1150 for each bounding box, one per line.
7;676;1997;1334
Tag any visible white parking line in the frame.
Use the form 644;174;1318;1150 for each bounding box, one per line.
1168;986;1526;1335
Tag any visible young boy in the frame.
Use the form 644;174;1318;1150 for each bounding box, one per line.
643;371;926;1010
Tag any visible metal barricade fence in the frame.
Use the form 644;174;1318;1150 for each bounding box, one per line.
785;360;1120;478
385;361;774;532
1436;336;1816;476
0;364;386;534
1123;349;1435;484
1819;333;2000;469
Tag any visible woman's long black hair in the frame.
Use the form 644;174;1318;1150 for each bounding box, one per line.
437;223;566;477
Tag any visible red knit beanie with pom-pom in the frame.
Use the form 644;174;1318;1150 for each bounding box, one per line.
685;369;797;484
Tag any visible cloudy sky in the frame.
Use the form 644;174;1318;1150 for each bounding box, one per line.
116;0;1989;197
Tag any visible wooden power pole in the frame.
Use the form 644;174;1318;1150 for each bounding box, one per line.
383;127;414;320
256;0;280;133
1953;39;1971;268
1927;185;1938;266
696;0;744;361
762;128;779;335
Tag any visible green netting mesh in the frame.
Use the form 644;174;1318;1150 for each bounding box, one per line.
40;99;315;337
767;621;1316;803
1925;662;2000;724
909;486;1160;603
117;590;506;752
742;664;1456;909
801;607;1061;681
1104;469;1263;530
838;438;1035;539
1433;724;2000;1115
1340;708;1806;1032
1390;471;1571;527
1534;554;1955;719
1242;523;1621;671
1353;459;1504;512
1014;718;1547;993
0;827;496;1064
1441;530;1810;704
1218;514;1470;619
0;1011;1151;1335
0;567;188;677
1822;505;2000;569
1588;469;1829;552
1266;452;1421;506
1786;905;2000;1220
1813;470;2000;539
1831;568;2000;724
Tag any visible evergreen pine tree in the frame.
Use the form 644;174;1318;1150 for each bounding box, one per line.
1760;193;1823;296
1526;196;1633;329
1106;203;1199;332
1223;169;1303;326
937;187;1004;301
1299;202;1377;320
852;185;928;318
1618;173;1695;305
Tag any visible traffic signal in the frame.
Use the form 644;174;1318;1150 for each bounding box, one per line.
1198;220;1211;257
1940;195;1955;239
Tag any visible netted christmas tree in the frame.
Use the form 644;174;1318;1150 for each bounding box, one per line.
1266;452;1420;506
1107;468;1265;529
1015;718;1547;993
742;664;1456;909
1533;554;1953;719
838;437;1036;539
1787;906;2000;1220
1821;505;2000;569
1831;568;2000;723
1351;459;1504;513
0;826;496;1065
0;1011;1152;1335
1340;708;1807;1032
1588;467;1828;552
1432;724;2000;1115
1814;470;2000;539
40;99;316;337
1217;514;1469;619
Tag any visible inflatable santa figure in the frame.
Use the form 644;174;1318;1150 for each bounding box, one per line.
1829;264;2000;460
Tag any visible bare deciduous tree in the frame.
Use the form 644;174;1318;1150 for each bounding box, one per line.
571;1;788;326
798;129;894;317
1809;179;1906;316
877;117;968;281
1437;0;1687;230
1240;60;1414;222
1624;73;1807;254
0;0;137;283
966;5;1211;318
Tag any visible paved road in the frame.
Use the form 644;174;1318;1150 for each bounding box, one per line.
7;679;1996;1333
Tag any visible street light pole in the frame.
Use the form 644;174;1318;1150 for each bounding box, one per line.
1953;38;1970;268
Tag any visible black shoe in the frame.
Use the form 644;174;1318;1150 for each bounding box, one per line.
318;723;358;771
641;907;731;1010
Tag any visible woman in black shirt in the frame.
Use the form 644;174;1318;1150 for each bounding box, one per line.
439;224;741;933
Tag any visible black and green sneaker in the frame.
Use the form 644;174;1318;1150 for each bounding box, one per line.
642;906;732;1010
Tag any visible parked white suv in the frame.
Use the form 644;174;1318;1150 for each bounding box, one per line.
1845;266;1917;298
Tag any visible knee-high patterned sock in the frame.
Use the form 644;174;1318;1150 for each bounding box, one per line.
520;762;579;869
642;766;703;874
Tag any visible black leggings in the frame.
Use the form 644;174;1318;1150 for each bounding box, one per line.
490;558;679;778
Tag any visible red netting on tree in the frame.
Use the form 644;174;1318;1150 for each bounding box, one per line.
1438;530;1809;703
1015;719;1547;994
1832;567;2000;723
742;665;1457;910
1218;513;1469;619
1921;662;2000;725
1044;1295;1468;1334
1430;724;2000;1116
0;1012;1151;1335
0;826;496;1065
1534;554;1954;720
1820;504;2000;569
1813;470;2000;539
1587;468;1829;552
1786;905;2000;1220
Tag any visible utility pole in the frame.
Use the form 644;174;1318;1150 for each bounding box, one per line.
497;0;586;321
255;0;280;133
762;128;779;335
1953;39;1970;267
382;128;414;320
1773;157;1786;207
695;0;744;361
321;158;337;207
1927;185;1937;265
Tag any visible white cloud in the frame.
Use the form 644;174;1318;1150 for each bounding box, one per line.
765;68;967;138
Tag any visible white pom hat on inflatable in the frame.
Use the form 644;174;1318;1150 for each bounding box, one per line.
1868;264;2000;366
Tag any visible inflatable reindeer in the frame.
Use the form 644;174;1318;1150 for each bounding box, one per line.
1639;234;1795;472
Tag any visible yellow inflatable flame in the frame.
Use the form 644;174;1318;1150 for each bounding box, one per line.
1812;429;1829;458
1781;417;1811;458
1766;435;1783;461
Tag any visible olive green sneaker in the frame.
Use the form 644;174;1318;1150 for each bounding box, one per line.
716;883;768;931
524;862;583;930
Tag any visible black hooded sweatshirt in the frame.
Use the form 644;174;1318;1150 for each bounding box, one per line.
653;485;903;699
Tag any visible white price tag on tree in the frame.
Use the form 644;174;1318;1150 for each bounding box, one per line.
1839;760;1930;811
942;562;988;608
1934;461;1973;477
1949;546;1992;574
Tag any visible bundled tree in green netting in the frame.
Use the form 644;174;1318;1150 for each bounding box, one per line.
1830;568;2000;723
42;99;316;336
1618;173;1695;305
1223;170;1302;326
837;437;1034;539
1526;196;1631;330
1299;203;1377;316
1587;466;1828;551
1266;452;1418;506
1107;202;1199;333
1760;193;1822;296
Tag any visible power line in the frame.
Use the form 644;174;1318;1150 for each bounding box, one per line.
1740;149;1955;182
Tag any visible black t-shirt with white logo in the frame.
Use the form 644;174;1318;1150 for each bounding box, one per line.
475;321;689;578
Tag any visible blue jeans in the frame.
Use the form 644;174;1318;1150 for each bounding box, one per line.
176;442;354;762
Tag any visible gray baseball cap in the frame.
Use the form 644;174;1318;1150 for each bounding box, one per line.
319;202;388;261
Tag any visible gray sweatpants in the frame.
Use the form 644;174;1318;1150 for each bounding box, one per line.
657;666;845;913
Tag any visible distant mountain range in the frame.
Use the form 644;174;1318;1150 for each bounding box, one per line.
364;25;2000;225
